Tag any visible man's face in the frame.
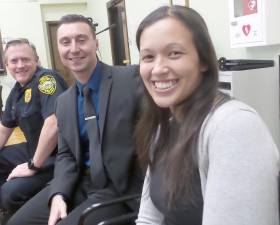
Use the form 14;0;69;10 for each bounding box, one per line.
5;43;37;86
57;22;98;78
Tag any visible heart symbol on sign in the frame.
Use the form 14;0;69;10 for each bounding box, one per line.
242;24;251;36
248;0;257;10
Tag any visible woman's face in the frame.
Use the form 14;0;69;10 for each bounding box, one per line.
139;17;206;112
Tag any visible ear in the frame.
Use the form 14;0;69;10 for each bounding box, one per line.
200;63;208;72
95;39;99;50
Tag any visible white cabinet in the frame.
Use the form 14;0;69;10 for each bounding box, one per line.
219;66;280;147
229;0;280;47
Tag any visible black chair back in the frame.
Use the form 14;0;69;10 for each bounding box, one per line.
78;194;141;225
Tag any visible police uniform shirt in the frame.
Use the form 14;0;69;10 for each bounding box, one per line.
1;67;67;157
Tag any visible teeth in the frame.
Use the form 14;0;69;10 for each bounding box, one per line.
70;57;83;60
154;80;177;89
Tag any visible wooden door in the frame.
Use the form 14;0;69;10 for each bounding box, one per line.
47;22;75;86
107;0;130;66
0;30;5;74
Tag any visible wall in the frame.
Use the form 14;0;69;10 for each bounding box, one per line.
0;0;168;74
87;0;170;65
0;0;87;104
189;0;280;60
41;3;87;67
0;2;44;104
88;0;280;146
88;0;272;62
1;0;279;77
189;0;280;146
86;0;112;65
1;0;279;145
0;2;46;66
88;0;280;63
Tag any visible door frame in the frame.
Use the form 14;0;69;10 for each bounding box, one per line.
107;0;131;65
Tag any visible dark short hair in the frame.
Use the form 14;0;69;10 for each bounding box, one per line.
4;38;39;62
58;14;98;37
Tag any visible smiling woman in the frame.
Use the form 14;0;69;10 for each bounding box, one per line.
135;5;279;225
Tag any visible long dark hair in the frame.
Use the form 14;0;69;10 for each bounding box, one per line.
135;5;226;205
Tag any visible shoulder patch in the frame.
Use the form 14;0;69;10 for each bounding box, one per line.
24;88;32;103
38;75;57;95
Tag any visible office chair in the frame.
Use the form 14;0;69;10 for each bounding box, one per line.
78;193;141;225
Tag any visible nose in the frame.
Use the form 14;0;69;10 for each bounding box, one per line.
152;57;169;76
16;59;25;68
69;40;79;53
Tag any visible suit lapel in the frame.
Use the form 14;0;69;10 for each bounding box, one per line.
98;64;112;142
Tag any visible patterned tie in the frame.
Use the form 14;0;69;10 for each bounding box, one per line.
83;86;106;189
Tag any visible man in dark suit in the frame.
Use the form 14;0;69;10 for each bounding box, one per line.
6;14;143;225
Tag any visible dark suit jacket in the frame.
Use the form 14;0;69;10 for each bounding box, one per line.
50;63;143;210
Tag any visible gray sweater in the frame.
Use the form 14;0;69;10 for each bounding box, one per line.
136;100;279;225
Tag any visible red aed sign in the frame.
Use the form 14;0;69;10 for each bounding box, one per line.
243;0;258;15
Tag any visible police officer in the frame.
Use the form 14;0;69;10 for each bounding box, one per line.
0;38;67;221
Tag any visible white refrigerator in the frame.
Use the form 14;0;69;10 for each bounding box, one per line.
218;59;279;148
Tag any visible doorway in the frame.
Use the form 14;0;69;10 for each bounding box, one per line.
107;0;130;66
46;21;75;86
0;30;5;74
